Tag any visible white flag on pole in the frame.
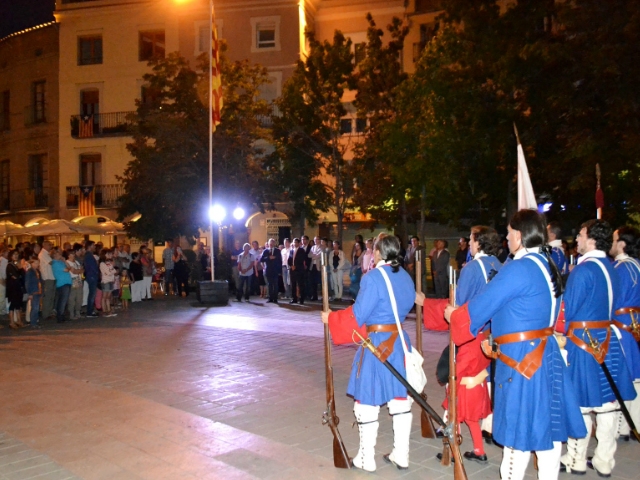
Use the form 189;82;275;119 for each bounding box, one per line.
517;143;537;210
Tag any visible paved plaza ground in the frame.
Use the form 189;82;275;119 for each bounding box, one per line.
0;295;639;479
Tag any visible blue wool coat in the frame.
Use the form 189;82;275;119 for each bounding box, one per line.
564;254;636;407
456;255;502;305
347;265;415;405
453;252;586;451
613;256;640;380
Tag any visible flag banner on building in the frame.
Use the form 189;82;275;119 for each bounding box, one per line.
211;5;223;131
79;185;96;216
79;115;94;138
596;163;604;219
517;142;537;210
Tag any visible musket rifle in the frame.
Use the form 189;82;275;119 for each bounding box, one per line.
320;252;351;468
439;266;468;479
353;328;468;479
415;249;437;439
584;327;640;441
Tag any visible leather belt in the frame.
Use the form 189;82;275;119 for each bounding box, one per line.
612;320;640;342
367;324;400;333
357;324;401;374
481;327;554;380
615;306;640;316
566;320;611;364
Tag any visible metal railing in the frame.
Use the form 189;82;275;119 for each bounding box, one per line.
70;112;134;138
66;184;124;208
257;104;281;128
12;188;50;210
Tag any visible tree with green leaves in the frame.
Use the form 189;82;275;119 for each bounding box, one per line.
348;14;412;235
268;30;355;242
118;49;271;241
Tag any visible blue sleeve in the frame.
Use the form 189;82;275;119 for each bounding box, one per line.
467;261;528;335
564;264;594;323
456;261;483;305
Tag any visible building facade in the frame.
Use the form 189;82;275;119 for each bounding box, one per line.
0;22;60;225
0;0;453;245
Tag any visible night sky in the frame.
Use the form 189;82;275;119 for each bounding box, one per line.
0;0;56;39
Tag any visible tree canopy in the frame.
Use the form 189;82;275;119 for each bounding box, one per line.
118;49;270;241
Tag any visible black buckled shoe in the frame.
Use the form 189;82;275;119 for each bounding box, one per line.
482;430;494;444
382;454;408;470
436;453;455;463
463;451;488;464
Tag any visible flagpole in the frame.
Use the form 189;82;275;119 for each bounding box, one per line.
209;0;215;281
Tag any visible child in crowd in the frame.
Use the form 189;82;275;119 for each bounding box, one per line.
99;249;117;317
112;266;121;309
120;268;131;310
25;258;42;328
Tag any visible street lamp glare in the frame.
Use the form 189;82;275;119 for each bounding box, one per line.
233;207;245;220
209;204;226;223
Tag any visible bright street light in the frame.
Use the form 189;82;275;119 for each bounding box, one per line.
233;207;245;220
209;204;226;224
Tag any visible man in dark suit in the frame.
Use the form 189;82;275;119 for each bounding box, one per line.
302;235;314;300
433;239;450;298
288;238;307;304
261;238;283;303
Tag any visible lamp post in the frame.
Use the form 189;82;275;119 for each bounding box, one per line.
209;204;225;278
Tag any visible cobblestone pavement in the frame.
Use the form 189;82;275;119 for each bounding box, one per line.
0;296;639;479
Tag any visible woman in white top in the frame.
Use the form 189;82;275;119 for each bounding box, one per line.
99;249;117;316
66;250;84;320
330;241;346;301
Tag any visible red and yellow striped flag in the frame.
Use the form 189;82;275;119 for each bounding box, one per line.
79;185;96;217
211;5;223;131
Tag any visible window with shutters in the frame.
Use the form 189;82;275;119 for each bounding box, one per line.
80;153;102;186
0;160;9;210
251;17;280;52
139;30;165;61
32;81;46;124
78;36;103;65
1;90;9;131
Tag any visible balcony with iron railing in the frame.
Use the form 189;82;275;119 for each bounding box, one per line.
12;188;51;210
70;112;134;139
257;104;282;128
66;184;124;209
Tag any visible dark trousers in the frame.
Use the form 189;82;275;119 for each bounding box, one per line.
237;275;251;300
291;270;305;303
307;267;320;300
434;273;449;299
56;285;71;323
86;278;98;315
267;275;279;302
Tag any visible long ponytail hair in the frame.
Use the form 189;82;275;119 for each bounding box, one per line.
510;210;564;297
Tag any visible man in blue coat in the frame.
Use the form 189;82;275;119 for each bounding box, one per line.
446;210;585;480
560;220;636;477
609;226;640;442
547;221;568;275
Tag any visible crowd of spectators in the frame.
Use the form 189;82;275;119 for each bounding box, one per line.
0;240;162;328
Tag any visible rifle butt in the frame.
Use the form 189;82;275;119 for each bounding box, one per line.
332;436;351;469
420;393;437;438
440;439;451;466
452;449;468;480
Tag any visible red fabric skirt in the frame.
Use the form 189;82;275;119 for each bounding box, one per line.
442;380;492;423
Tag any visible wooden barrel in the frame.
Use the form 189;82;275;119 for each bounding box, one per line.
197;280;229;305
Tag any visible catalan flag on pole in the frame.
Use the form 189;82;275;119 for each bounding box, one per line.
79;185;96;217
211;4;222;131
